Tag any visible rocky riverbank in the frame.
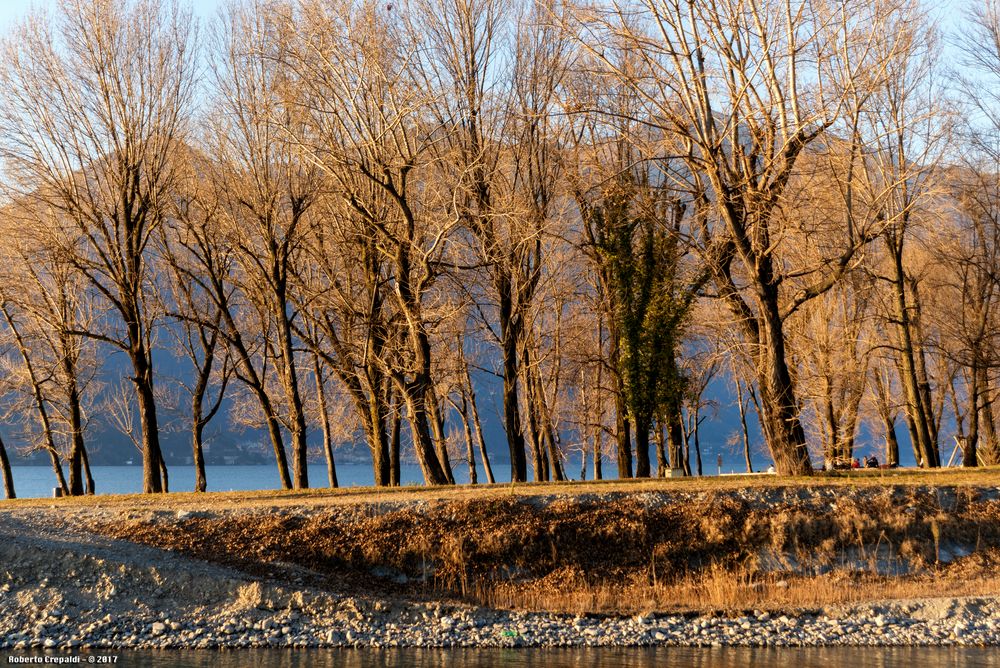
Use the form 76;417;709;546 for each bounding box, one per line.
1;481;999;649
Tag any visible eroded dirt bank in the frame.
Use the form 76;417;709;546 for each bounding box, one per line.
1;478;1000;648
91;484;1000;611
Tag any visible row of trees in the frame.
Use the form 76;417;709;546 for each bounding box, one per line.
0;0;999;497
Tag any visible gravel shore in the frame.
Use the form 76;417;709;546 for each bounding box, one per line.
1;504;999;650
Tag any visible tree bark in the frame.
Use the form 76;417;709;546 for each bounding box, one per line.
653;419;667;477
465;362;495;484
634;417;651;478
397;375;449;485
81;445;94;495
158;452;169;494
312;355;338;488
0;435;14;500
736;380;754;473
614;391;633;479
977;366;999;465
190;353;211;494
65;362;87;496
275;297;309;490
366;394;391;487
888;241;938;468
192;416;207;493
668;410;685;474
426;386;455;484
389;398;402;487
498;274;528;483
455;396;478;485
756;289;812;476
130;343;164;494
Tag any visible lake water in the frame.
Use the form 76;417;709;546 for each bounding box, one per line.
5;463;452;498
2;647;998;667
5;449;775;498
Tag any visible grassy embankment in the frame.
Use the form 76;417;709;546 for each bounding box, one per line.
5;467;1000;614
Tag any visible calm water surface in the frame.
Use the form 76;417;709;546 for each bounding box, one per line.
8;450;767;498
7;464;437;498
3;648;999;667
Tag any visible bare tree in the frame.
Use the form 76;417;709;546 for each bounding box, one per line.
411;0;570;483
860;4;949;469
568;0;921;475
163;208;233;493
166;151;294;489
288;0;457;485
926;163;1000;466
0;0;197;493
209;0;321;489
0;204;100;495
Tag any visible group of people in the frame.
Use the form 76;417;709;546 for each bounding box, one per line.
855;455;881;469
825;454;881;471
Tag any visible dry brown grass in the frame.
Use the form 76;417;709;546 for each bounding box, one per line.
476;567;1000;615
83;482;1000;615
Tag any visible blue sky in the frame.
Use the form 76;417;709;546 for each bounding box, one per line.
0;0;224;29
0;0;973;36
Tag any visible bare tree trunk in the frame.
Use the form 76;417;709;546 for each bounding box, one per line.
541;423;565;482
978;366;999;466
227;324;292;489
910;281;940;456
609;326;633;478
129;330;165;494
192;415;207;493
277;310;309;490
158;452;169;494
453;396;477;485
884;416;901;468
871;369;901;467
693;411;704;477
653;419;667;478
736;380;754;473
614;393;632;479
668;410;685;474
366;394;391;487
957;368;978;467
389;396;402;487
593;422;604;480
397;376;449;485
190;354;212;494
426;387;455;485
0;435;14;500
757;293;812;476
81;445;94;495
520;344;546;482
312;354;338;488
526;354;564;482
65;360;87;496
260;388;292;489
680;414;692;477
464;361;495;484
889;244;938;468
499;284;528;482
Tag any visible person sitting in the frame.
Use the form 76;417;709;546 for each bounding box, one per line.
851;457;860;469
865;455;879;469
